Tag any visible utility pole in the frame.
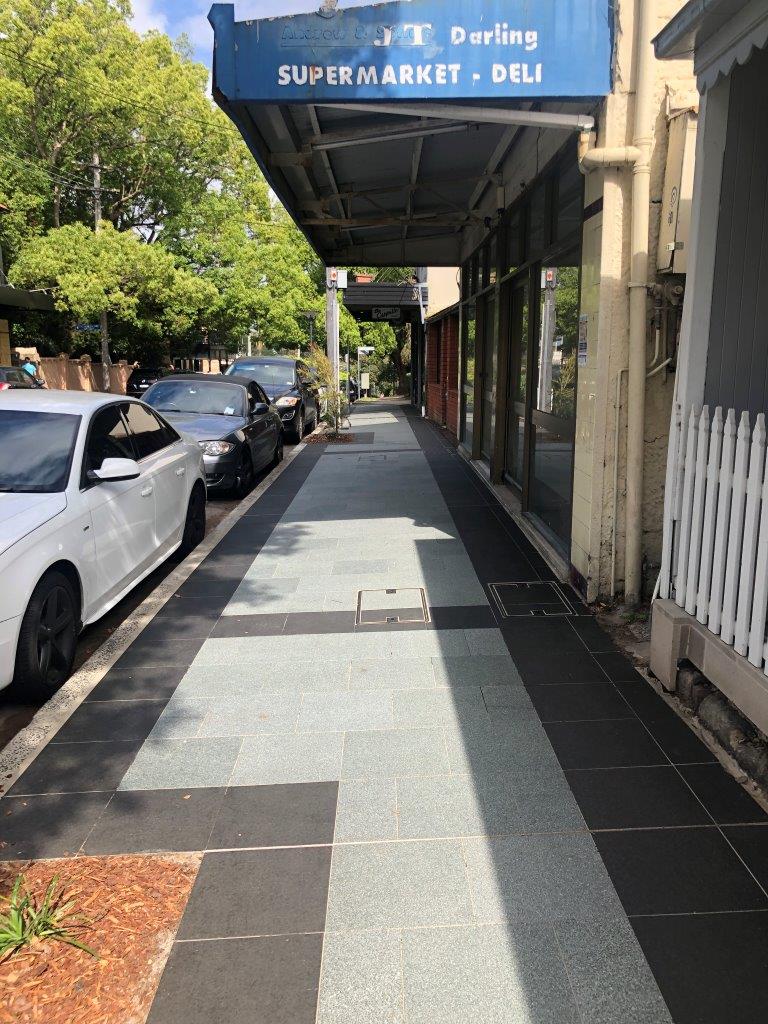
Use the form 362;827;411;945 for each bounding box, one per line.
325;267;341;387
92;151;111;392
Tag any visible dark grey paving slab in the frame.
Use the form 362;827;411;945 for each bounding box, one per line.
208;782;338;849
52;699;168;744
555;917;673;1023
7;740;142;796
401;923;580;1024
544;719;668;769
0;793;110;859
678;765;768;824
112;639;205;670
721;825;768;890
147;934;323;1024
177;846;332;939
594;827;768;915
325;840;474;930
593;650;644;682
565;766;713;829
525;681;634;722
630;911;768;1024
513;648;608;684
85;665;189;702
84;788;225;854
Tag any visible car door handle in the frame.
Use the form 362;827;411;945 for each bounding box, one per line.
141;485;153;497
175;467;186;476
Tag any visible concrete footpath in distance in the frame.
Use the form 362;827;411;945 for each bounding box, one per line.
2;401;768;1024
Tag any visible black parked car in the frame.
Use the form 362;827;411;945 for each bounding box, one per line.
0;366;44;389
225;356;320;442
127;365;170;398
142;373;283;497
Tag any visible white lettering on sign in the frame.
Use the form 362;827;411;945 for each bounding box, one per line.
278;64;462;87
451;24;538;49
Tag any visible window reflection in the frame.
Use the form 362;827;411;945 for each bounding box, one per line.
535;261;579;419
462;302;477;447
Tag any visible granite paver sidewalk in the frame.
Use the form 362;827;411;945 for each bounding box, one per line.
3;401;768;1024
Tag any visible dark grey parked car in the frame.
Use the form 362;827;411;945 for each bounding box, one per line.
142;373;283;497
225;356;320;442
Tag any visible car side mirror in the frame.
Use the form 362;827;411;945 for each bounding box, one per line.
88;457;141;483
251;402;269;416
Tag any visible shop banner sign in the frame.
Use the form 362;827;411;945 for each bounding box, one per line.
209;0;613;102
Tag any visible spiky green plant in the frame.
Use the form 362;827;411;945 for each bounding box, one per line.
0;874;99;961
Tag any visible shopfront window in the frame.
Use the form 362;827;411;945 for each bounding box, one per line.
534;257;579;419
488;234;498;287
527;182;548;257
507;210;524;275
461;301;477;447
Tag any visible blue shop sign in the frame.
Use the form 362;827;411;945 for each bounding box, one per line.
209;1;613;102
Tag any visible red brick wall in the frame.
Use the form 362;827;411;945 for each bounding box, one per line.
425;313;460;439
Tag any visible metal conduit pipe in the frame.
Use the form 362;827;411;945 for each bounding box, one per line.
579;0;656;607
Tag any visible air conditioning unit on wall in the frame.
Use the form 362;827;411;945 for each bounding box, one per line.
658;108;697;275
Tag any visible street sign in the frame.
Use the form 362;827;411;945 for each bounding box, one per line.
75;324;100;333
209;0;613;103
372;307;402;322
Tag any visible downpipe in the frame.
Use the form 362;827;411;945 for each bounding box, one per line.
579;0;656;607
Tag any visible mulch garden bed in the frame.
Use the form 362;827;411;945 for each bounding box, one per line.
304;431;357;444
0;854;200;1024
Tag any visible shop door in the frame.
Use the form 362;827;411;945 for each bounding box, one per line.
503;278;530;489
479;294;497;462
528;254;579;548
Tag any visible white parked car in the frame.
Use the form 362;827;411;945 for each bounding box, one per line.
0;390;206;699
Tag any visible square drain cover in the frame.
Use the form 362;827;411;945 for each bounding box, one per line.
490;582;575;618
357;587;429;625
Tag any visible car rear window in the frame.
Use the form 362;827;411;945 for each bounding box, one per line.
0;410;80;493
228;362;295;388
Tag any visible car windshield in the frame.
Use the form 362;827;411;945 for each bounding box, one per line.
130;368;161;380
143;380;245;417
229;362;295;387
0;410;80;493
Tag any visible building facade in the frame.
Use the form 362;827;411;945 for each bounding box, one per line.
651;0;768;738
209;0;697;605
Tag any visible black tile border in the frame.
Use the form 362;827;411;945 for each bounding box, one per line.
211;605;497;638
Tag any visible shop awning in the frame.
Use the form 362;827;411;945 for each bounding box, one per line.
654;0;768;90
208;1;612;266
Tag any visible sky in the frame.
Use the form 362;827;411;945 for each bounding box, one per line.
130;0;380;66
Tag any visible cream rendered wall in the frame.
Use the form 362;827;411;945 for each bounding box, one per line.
572;0;697;602
426;267;460;318
0;319;10;365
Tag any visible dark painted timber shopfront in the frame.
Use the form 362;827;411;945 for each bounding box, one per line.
459;145;584;552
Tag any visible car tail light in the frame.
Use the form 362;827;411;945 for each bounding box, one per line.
0;382;9;390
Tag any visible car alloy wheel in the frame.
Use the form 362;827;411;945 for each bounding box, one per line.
180;485;206;555
37;584;76;686
236;451;255;497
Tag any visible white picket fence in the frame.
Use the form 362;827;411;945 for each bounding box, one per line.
659;403;768;672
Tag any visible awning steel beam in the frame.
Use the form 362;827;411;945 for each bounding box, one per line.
317;103;595;133
309;119;476;151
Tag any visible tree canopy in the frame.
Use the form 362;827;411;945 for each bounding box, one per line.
0;0;406;377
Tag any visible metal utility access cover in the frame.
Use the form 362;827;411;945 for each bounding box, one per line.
357;588;429;625
490;581;575;617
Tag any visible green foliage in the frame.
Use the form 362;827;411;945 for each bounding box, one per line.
0;0;413;383
305;343;349;436
0;874;98;961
